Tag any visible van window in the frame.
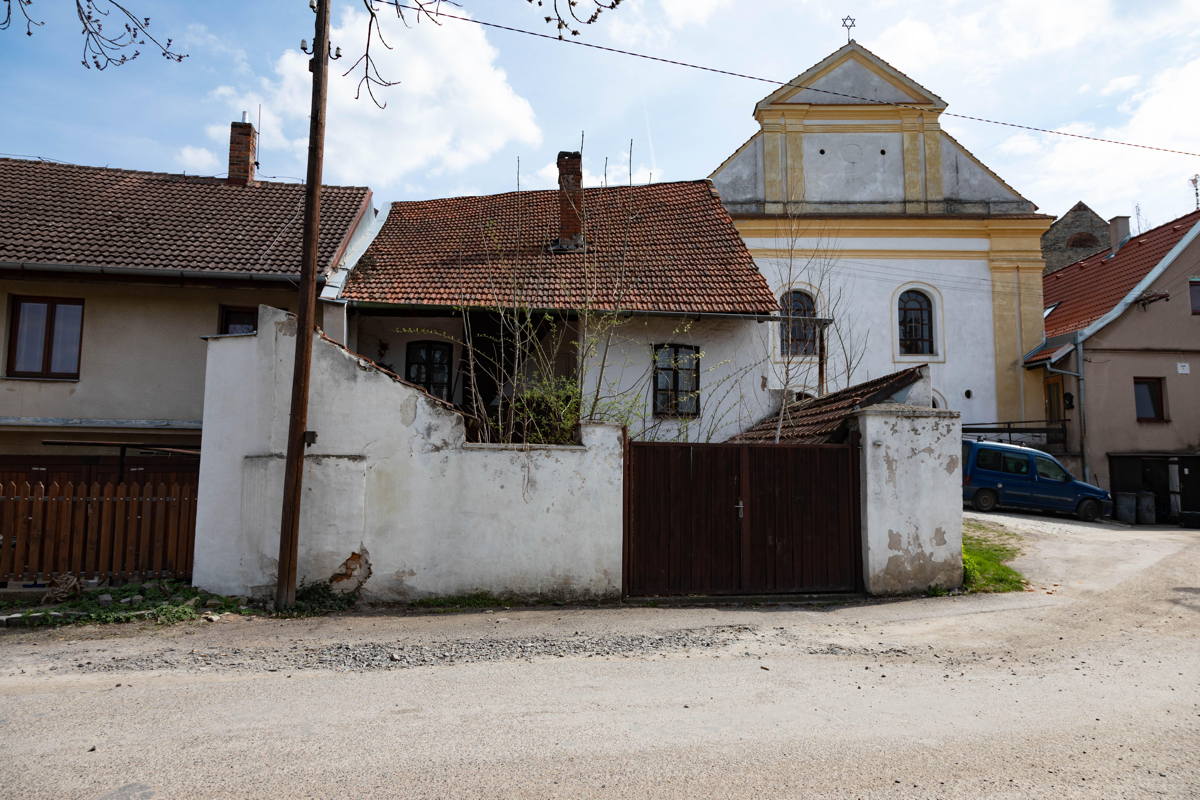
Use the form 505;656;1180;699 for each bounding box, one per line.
1035;456;1068;481
975;448;1003;471
1001;454;1030;475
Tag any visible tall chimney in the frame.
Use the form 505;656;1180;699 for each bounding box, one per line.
552;150;585;252
1109;215;1130;254
227;116;257;186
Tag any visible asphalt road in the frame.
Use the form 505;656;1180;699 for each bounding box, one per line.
1;512;1197;799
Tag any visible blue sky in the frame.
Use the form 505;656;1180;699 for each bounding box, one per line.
4;0;1200;228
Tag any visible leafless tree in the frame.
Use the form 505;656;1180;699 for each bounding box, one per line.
758;215;869;442
2;0;185;69
3;0;620;83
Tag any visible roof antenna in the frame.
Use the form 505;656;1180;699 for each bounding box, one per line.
1191;174;1199;210
841;15;856;43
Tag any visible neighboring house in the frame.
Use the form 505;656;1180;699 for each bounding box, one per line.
339;151;780;443
1025;209;1200;518
0;120;374;480
1041;202;1115;274
709;41;1051;425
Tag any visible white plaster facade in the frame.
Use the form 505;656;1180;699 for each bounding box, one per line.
747;235;999;423
853;404;963;594
352;311;780;444
193;306;624;601
709;41;1050;425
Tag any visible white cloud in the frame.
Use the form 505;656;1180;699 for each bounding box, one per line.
1099;75;1140;96
180;23;252;75
995;57;1200;223
660;0;733;28
176;145;220;173
196;7;540;189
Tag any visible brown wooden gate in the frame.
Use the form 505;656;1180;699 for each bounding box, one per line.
624;442;861;596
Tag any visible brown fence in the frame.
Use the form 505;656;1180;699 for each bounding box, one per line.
0;481;197;583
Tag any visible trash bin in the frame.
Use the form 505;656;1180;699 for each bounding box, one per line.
1115;492;1137;524
1136;491;1157;524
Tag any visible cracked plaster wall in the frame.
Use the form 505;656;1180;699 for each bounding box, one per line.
854;404;963;594
193;306;623;601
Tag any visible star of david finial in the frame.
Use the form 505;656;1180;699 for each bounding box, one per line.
841;15;856;42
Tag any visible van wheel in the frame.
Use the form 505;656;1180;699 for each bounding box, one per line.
972;489;998;513
1076;498;1101;522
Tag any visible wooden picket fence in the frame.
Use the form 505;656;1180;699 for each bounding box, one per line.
0;481;197;583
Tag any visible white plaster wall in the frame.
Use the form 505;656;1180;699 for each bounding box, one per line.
750;239;998;424
854;404;962;594
578;315;777;443
193;306;623;600
802;133;905;203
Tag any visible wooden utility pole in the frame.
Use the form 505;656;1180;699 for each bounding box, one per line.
276;0;332;609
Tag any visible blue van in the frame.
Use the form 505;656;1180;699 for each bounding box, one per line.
962;440;1111;521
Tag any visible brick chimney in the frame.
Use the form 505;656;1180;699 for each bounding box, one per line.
227;115;257;186
1109;215;1130;254
552;150;585;253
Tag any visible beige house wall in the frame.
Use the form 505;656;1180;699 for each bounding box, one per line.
1042;234;1200;488
0;277;300;453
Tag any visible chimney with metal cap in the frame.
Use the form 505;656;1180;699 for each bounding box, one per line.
1108;215;1130;254
227;112;257;186
552;150;585;253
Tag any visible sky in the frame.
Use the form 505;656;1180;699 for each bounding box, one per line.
4;0;1200;229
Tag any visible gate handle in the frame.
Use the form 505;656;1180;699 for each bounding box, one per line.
735;500;744;520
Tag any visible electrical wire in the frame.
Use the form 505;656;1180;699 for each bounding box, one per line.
389;3;1200;159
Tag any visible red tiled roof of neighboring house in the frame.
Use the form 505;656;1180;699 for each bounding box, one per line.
1023;343;1059;365
1041;210;1200;339
730;365;926;443
342;181;778;314
0;157;371;277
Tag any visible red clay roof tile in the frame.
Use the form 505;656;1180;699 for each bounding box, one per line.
1042;210;1200;339
342;181;777;314
0;157;371;277
731;365;926;443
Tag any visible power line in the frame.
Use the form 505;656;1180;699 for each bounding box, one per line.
389;3;1200;159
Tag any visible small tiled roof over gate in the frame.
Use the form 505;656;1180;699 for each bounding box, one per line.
731;365;926;444
0;157;371;277
342;181;778;314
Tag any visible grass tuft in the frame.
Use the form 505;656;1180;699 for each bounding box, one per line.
961;519;1026;593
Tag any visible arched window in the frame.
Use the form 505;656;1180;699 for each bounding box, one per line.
780;290;817;356
898;290;934;355
1066;231;1101;249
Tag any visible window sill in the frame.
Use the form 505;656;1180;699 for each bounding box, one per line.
653;414;700;421
893;353;945;364
1136;418;1170;424
2;375;80;383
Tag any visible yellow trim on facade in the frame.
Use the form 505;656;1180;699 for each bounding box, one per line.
768;50;931;106
734;214;1051;423
748;248;991;261
733;216;1052;240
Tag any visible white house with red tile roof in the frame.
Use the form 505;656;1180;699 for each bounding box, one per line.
338;151;783;443
1023;209;1200;512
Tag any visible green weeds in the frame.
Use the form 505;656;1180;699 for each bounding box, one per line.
961;519;1026;593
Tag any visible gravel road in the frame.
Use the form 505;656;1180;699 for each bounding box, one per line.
1;511;1197;799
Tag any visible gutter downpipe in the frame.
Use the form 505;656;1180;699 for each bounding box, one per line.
1045;334;1087;483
